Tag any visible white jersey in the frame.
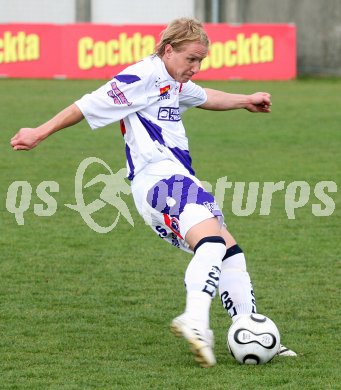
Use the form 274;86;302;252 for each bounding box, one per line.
75;54;207;180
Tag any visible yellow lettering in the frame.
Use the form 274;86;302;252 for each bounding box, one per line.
201;33;274;71
26;33;39;60
93;41;106;68
4;31;17;62
141;35;155;58
107;39;119;66
236;34;251;65
119;33;133;64
210;42;224;69
200;56;209;71
250;33;259;63
78;37;93;70
78;33;156;70
0;37;3;63
0;31;39;64
259;35;274;62
224;40;237;67
132;33;142;61
17;31;26;61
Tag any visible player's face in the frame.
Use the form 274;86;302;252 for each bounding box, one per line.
163;42;208;83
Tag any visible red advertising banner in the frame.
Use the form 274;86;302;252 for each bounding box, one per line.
0;23;296;80
0;24;62;78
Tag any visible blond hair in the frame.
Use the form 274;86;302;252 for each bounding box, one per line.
156;18;210;56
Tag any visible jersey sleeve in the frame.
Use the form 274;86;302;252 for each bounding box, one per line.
179;81;207;114
75;71;149;129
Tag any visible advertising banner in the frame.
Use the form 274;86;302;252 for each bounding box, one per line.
0;23;296;80
0;24;62;78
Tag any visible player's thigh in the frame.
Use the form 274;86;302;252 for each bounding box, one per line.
185;219;237;250
185;217;222;250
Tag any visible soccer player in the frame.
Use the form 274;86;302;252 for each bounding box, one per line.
11;18;296;367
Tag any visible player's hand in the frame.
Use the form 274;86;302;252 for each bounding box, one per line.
245;92;272;113
10;128;43;150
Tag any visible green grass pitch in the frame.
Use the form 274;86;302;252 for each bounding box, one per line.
0;77;340;389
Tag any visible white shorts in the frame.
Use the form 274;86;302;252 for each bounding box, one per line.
131;160;224;253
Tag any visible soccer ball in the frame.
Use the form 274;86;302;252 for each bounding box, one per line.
227;313;280;365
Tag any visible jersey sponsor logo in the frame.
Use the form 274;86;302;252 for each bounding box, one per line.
158;107;180;122
160;85;170;95
158;85;171;101
158;92;170;101
107;81;132;105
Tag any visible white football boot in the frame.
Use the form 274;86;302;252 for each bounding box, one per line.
277;344;297;357
170;314;216;368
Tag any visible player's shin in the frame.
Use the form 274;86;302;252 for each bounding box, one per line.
218;244;257;321
184;237;226;327
171;237;226;367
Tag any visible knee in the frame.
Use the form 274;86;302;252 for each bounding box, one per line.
222;244;247;272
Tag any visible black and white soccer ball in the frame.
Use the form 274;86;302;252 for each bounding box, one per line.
227;314;280;365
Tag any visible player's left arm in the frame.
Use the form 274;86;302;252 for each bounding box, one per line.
199;88;272;113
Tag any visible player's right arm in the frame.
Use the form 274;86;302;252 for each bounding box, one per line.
11;103;84;151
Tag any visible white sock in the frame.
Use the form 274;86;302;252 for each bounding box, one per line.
184;239;226;328
184;291;212;328
218;245;256;320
